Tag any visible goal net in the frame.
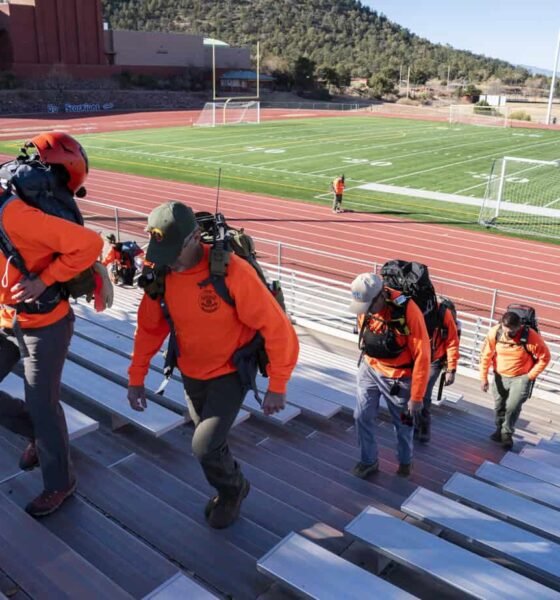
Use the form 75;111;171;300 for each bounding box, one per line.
193;100;260;127
449;104;508;127
479;156;560;240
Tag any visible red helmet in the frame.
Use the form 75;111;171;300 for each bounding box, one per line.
26;131;89;193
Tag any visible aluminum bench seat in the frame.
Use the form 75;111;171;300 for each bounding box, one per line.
257;531;416;600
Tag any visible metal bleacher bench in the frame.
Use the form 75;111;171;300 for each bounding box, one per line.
2;373;98;441
402;486;560;590
501;451;560;488
142;572;219;600
520;446;560;469
444;473;560;543
63;355;185;438
537;438;560;455
257;531;416;600
476;460;560;511
345;505;560;599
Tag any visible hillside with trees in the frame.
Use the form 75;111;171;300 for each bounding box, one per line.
102;0;531;88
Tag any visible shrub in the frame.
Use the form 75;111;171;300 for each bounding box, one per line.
509;110;531;122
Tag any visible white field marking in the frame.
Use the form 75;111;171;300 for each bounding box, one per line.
356;183;484;207
512;133;543;138
256;126;504;170
304;128;536;176
355;182;560;219
376;137;560;184
544;196;560;208
341;158;392;166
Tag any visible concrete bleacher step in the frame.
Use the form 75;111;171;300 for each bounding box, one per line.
61;360;185;437
72;449;270;599
0;488;132;600
402;486;560;590
142;572;219;600
2;373;98;441
257;531;416;600
444;473;560;543
501;452;560;488
521;446;560;468
345;505;560;599
476;460;560;511
0;470;184;598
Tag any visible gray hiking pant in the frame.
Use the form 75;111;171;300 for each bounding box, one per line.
182;371;246;498
493;372;533;435
0;311;74;491
355;361;414;466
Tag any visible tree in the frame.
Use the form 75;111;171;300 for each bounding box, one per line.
293;56;316;91
368;72;396;98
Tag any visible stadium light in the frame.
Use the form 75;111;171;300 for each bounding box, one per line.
546;28;560;125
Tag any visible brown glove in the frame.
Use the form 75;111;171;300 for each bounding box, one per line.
92;261;114;312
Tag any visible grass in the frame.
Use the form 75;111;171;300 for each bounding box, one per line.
1;114;559;241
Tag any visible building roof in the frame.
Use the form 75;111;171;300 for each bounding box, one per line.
220;70;274;81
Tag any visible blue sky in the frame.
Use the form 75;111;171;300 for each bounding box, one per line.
363;1;559;70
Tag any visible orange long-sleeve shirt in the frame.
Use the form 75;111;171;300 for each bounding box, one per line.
480;324;551;382
432;306;460;371
129;245;299;392
0;197;103;329
359;289;431;403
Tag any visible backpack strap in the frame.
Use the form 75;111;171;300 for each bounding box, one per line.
495;324;534;359
437;303;449;341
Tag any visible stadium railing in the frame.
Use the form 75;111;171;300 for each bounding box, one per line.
79;199;560;404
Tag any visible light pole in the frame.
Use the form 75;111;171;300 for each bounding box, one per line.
546;28;560;125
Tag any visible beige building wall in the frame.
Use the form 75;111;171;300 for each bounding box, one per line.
107;30;205;67
203;45;251;69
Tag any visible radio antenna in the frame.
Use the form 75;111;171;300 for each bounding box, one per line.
215;168;222;213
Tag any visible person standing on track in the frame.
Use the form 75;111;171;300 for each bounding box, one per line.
331;175;345;213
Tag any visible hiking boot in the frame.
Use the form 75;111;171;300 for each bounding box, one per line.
19;442;39;471
25;480;77;517
396;463;413;477
206;479;250;529
502;434;514;451
351;461;379;479
490;428;503;443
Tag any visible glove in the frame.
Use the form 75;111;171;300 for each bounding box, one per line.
92;261;114;312
444;371;456;386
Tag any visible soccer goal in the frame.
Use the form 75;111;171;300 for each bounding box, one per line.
478;156;560;240
449;104;509;127
193;100;260;127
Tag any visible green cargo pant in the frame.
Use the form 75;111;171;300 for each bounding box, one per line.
182;371;246;498
493;373;533;436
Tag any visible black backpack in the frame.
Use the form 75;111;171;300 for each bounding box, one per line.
0;158;96;311
381;260;439;337
119;240;143;268
496;304;538;357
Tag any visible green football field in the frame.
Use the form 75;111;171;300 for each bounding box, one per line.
1;115;559;231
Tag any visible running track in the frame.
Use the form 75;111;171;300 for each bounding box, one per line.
1;110;559;329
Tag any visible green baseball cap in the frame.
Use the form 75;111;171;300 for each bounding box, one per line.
146;201;198;266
